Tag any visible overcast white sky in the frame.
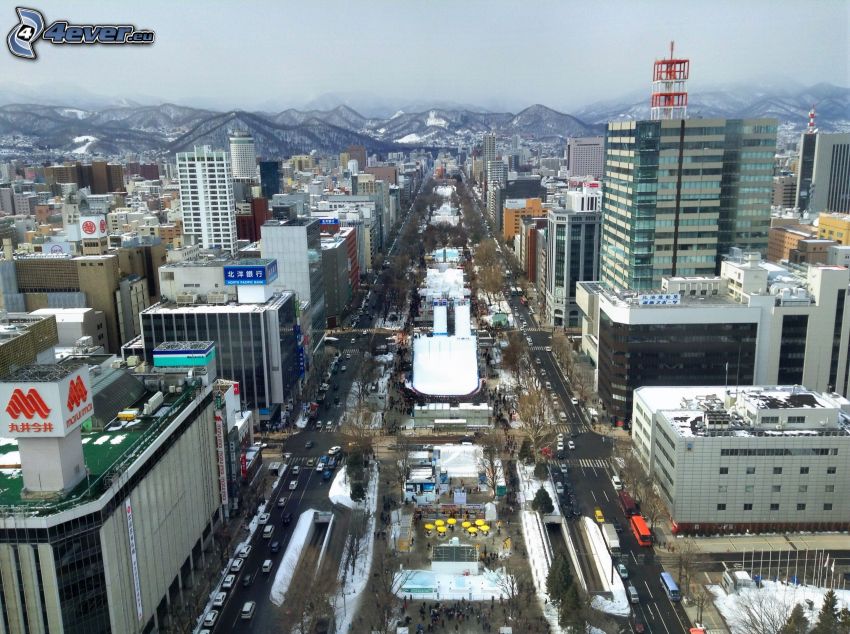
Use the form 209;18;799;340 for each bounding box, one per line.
2;0;848;112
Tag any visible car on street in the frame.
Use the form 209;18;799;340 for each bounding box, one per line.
328;446;342;456
555;482;564;495
305;440;314;449
545;346;552;352
270;541;281;553
213;591;227;608
288;480;298;490
340;365;347;372
282;512;293;526
221;574;236;590
571;397;579;405
306;458;316;467
238;544;252;558
325;421;334;431
291;465;300;476
258;512;270;525
567;440;576;450
345;353;351;360
230;558;244;573
203;611;219;627
545;381;552;389
350;338;356;343
315;458;325;472
277;495;287;508
617;563;629;579
594;508;605;523
557;433;564;442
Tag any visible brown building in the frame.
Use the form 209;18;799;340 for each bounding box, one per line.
14;255;124;352
346;145;367;171
235;198;270;242
116;243;167;301
765;223;836;264
0;313;58;376
772;175;797;208
107;163;125;193
364;165;398;185
91;161;109;195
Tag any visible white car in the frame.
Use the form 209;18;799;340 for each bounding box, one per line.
221;574;236;590
557;433;564;442
568;441;576;450
230;558;244;573
545;346;552;352
571;397;579;405
290;465;300;476
288;480;298;490
238;545;252;558
213;591;227;608
258;513;270;525
328;446;341;456
203;611;219;627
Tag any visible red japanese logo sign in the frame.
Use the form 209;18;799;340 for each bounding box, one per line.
66;376;88;411
6;388;51;419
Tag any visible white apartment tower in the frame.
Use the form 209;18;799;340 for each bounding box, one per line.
176;146;237;253
229;131;257;181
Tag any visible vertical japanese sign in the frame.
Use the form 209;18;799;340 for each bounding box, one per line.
125;499;143;621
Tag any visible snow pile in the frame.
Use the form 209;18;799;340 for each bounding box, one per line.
396;133;428;144
514;463;564;633
711;580;850;634
295;411;308;429
270;509;317;606
436;186;455;198
580;517;630;617
516;463;560;516
332;463;380;633
412;336;479;396
328;466;354;508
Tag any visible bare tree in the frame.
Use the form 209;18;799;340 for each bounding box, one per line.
496;559;536;626
735;588;795;634
641;488;668;531
276;558;339;634
516;384;554;459
477;430;502;497
479;266;505;305
343;399;379;454
501;331;528;377
675;537;700;597
368;546;413;634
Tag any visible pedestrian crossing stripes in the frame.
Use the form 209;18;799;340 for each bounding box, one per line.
561;458;609;469
530;346;552;351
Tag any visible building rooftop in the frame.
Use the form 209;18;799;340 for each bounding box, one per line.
142;292;293;314
636;385;850;440
0;376;204;514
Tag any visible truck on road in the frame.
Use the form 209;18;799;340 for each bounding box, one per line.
601;522;620;556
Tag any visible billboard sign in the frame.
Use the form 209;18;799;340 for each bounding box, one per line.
125;500;144;621
638;293;681;306
0;367;93;437
79;215;107;238
223;260;279;286
214;411;229;511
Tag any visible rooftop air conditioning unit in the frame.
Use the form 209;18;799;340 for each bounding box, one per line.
176;293;197;305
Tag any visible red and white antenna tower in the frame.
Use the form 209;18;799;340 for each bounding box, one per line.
650;41;690;120
807;104;817;133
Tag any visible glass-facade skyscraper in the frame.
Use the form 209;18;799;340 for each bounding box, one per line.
600;118;777;291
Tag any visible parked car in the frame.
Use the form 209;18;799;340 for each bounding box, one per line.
230;558;244;573
212;591;227;608
203;611;219;627
238;545;252;558
221;574;236;590
323;469;332;481
571;396;579;405
258;513;270;525
594;508;605;523
277;495;288;508
617;563;629;579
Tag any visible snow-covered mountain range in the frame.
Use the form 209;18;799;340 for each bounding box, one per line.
0;83;845;158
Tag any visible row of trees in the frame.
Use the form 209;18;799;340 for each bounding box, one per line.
546;553;586;630
737;588;850;634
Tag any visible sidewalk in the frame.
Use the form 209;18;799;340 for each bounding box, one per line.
654;524;850;555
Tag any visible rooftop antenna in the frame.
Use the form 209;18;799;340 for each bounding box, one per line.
806;104;818;134
650;40;690;120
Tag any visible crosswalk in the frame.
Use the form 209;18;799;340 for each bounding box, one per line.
561;458;610;469
529;345;551;352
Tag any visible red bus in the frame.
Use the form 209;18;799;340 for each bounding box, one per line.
618;491;638;516
630;515;652;547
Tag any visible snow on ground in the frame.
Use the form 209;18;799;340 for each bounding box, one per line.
581;517;630;617
711;580;850;634
328;466;354;509
270;508;318;606
61;108;89;119
395;133;425;144
333;463;379;633
436;185;455;198
426;111;448;128
0;452;20;467
71;135;97;154
394;568;511;601
515;464;564;633
516;463;560;516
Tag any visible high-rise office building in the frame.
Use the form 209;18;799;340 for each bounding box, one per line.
176;146;237;253
261;218;326;342
600;118;777;291
566;136;604;179
259;160;281;199
482;133;496;191
228;131;256;181
804;132;850;213
346;145;367;174
545;187;602;327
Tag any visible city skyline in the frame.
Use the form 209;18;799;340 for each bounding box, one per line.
1;0;847;114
